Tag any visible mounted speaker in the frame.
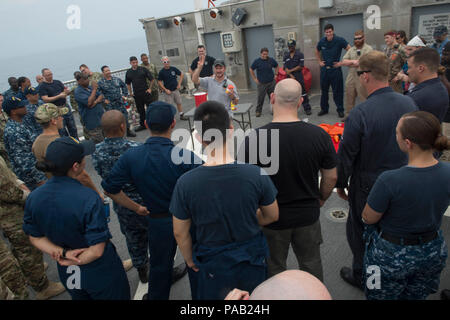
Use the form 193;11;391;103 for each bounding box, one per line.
231;8;247;26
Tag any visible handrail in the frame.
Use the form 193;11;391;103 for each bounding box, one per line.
62;67;129;89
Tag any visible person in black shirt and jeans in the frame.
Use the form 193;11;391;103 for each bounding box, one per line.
125;56;155;132
239;79;338;281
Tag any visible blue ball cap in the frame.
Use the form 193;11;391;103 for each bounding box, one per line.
2;96;27;114
45;137;95;171
434;25;448;38
24;86;39;96
146;101;177;131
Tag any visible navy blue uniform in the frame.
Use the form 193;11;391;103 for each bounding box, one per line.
101;136;202;300
363;163;450;300
283;49;311;111
170;163;278;300
407;77;449;123
316;35;349;113
336;87;418;284
23;176;130;300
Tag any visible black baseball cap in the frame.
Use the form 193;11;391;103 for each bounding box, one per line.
24;86;39;96
45;137;95;171
213;59;226;67
146;101;177;131
2;96;27;114
288;40;296;47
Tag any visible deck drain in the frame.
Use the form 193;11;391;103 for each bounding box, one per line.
327;208;348;223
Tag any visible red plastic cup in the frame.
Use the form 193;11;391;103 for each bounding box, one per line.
194;92;208;107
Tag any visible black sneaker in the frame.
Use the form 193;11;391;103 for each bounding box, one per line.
441;289;450;300
138;265;149;283
318;110;328;116
338;111;345;118
255;111;262;117
340;266;364;291
135;125;146;132
305;109;312;116
180;114;188;121
172;262;188;284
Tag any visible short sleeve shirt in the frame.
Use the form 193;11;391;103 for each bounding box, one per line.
283;50;305;82
342;44;373;81
74;86;105;130
316;35;349;67
191;56;216;77
251;57;278;84
158;67;182;91
38;80;66;106
368;163;450;237
199;77;239;112
125;67;154;95
170;162;277;247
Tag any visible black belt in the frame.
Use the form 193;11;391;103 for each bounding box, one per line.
380;230;438;246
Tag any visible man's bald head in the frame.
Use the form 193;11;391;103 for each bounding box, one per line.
249;270;332;300
101;110;126;138
273;79;303;108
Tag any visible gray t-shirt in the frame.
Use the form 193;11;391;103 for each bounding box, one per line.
199;77;239;114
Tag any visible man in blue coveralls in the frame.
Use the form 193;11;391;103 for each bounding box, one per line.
315;24;351;118
336;51;418;290
101;101;202;300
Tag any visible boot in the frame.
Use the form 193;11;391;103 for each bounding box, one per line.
35;281;66;300
138;265;149;284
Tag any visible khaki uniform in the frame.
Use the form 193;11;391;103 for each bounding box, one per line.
384;44;407;93
0;156;48;299
140;63;159;102
343;44;373;116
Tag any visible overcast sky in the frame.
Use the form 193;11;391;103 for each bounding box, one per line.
0;0;227;59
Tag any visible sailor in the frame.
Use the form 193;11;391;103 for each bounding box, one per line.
315;24;351;118
23;137;130;300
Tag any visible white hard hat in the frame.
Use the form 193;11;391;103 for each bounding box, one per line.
407;36;426;47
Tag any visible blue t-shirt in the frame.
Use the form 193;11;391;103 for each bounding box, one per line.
38;80;66;107
169;162;278;247
316;35;349;67
158;67;182;91
251;57;278;84
407;77;449;123
74;85;105;130
368;162;450;237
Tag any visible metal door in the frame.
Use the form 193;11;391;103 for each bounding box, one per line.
244;25;276;90
204;32;225;61
412;4;450;45
320;14;364;82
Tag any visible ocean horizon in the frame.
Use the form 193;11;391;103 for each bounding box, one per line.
0;36;149;91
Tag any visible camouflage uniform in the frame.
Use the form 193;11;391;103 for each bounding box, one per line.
3;119;47;190
0;277;15;300
23;103;43;138
140;63;159;102
384;44;407;93
97;77;130;129
0;111;9;166
92;137;149;269
363;226;448;300
0;155;48;299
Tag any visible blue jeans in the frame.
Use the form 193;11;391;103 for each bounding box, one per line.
59;110;79;139
147;216;177;300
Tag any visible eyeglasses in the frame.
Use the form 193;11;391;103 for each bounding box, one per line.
162;61;170;64
354;37;363;41
357;70;371;76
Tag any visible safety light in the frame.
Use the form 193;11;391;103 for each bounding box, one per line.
173;16;185;26
209;8;222;20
